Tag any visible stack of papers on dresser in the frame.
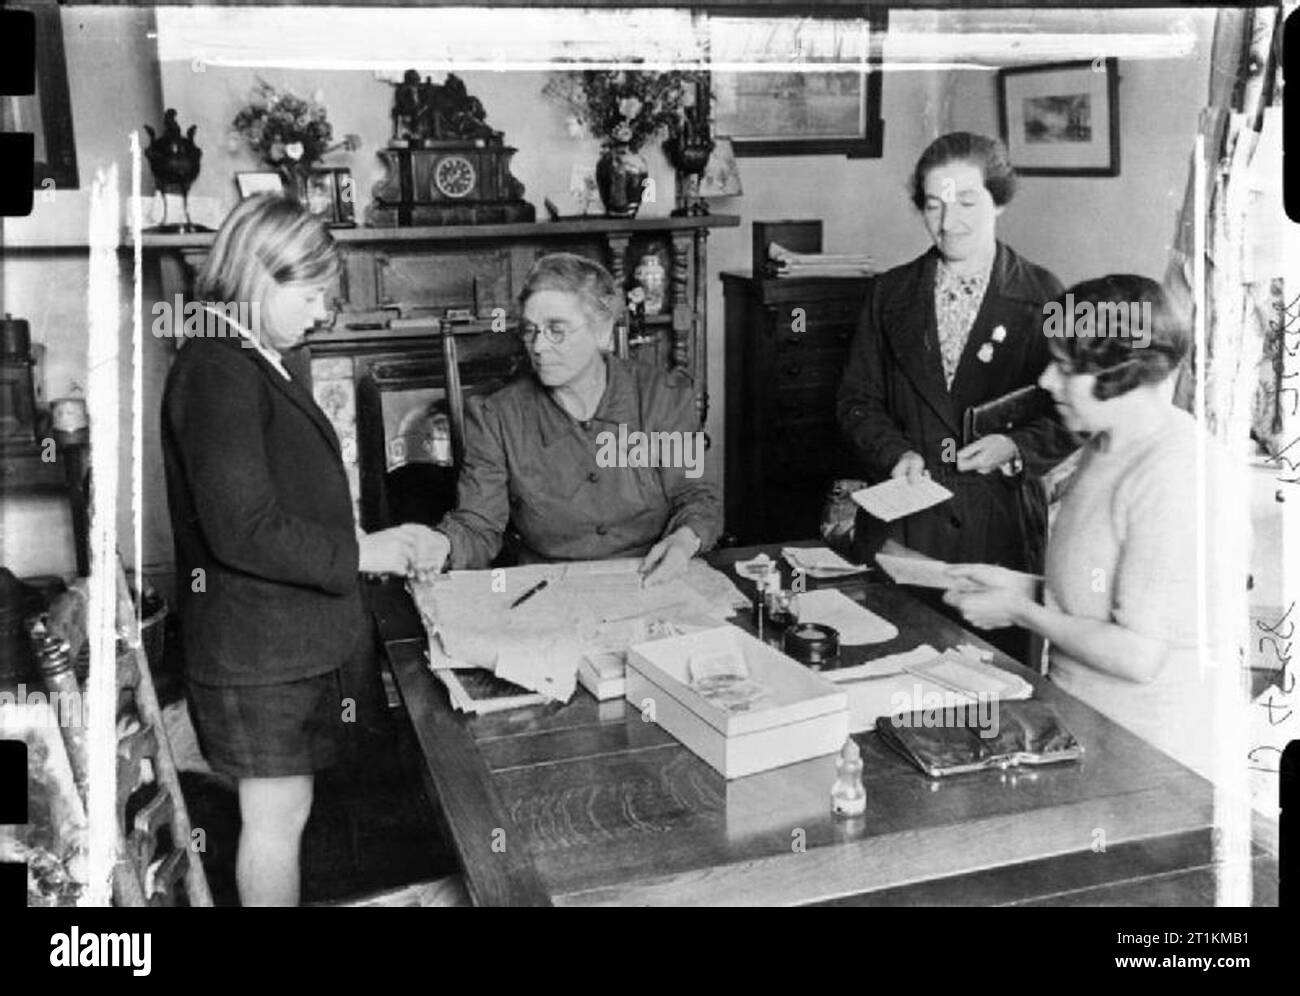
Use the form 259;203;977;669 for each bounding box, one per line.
409;558;750;706
823;644;1034;733
767;242;876;278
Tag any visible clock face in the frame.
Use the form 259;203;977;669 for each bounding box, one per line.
432;155;477;199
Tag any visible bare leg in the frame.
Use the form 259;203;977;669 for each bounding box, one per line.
236;775;314;906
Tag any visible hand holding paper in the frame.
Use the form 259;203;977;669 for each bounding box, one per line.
852;476;953;523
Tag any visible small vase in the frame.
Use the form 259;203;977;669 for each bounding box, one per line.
595;142;648;218
634;253;667;314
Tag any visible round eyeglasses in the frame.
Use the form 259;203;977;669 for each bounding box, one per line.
517;320;586;347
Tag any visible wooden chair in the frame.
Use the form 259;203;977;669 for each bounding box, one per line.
111;557;213;907
441;319;629;467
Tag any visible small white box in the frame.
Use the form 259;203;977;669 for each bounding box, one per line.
626;626;849;779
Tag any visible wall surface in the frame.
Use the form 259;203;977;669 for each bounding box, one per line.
2;5;1217;584
2;7;165;579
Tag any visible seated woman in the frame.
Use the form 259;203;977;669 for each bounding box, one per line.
415;253;721;583
943;275;1244;781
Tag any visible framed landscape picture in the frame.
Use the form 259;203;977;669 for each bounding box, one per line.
997;59;1120;177
708;10;885;158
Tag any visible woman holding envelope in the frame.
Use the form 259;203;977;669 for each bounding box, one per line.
943;275;1243;781
836;132;1076;659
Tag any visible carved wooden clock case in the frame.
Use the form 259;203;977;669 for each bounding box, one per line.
367;139;536;227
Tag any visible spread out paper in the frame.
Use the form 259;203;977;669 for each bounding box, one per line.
409;558;750;704
792;588;898;645
851;477;953;522
875;553;957;589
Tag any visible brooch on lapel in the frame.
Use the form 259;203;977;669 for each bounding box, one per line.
977;325;1008;363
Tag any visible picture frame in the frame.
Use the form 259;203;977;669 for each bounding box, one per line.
303;166;357;228
235;171;285;199
997;59;1120;177
6;1;79;189
709;10;885;159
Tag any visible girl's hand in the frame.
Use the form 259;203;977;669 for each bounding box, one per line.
358;528;414;576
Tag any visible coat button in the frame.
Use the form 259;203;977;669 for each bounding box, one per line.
587;471;599;483
596;524;608;536
949;514;962;529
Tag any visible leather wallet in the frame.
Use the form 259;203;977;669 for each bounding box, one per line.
876;699;1083;777
962;384;1055;446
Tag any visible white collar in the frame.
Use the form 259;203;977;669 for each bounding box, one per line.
202;305;291;381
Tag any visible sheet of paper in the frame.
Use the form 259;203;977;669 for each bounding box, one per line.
822;644;940;682
875;553;956;589
851;477;953;522
792;588;898;645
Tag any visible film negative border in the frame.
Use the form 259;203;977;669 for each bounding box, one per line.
0;3;36;216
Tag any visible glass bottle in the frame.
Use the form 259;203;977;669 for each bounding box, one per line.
831;738;866;817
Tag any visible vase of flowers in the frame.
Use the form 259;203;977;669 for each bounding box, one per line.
231;80;360;202
544;70;704;218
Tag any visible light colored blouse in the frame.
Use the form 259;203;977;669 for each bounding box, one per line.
934;257;992;389
1045;406;1243;782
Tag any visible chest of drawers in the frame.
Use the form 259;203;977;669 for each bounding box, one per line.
721;271;873;543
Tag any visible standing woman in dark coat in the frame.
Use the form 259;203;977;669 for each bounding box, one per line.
836;132;1075;659
162;195;432;905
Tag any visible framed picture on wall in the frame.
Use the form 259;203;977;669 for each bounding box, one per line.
708;10;886;158
997;59;1120;176
235;171;285;199
303;167;357;228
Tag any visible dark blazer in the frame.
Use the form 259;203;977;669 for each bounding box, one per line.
836;242;1075;572
161;330;363;686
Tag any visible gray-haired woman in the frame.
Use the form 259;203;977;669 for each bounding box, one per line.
415;252;722;582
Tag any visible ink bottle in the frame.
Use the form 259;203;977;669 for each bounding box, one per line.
830;738;866;817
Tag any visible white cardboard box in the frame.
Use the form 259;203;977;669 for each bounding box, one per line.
626;626;849;779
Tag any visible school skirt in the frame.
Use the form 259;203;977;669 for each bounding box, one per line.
185;669;345;779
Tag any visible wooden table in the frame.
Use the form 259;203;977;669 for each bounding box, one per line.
372;545;1278;907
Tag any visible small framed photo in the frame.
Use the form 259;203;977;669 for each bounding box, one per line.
997;59;1120;177
235;171;285;199
304;167;357;228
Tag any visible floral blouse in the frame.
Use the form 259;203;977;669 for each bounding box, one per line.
934;258;993;389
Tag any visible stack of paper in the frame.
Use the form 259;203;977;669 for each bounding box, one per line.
781;546;865;579
435;668;548;715
831;644;1034;733
768;241;876;278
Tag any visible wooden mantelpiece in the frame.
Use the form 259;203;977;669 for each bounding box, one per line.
143;215;737;526
143;214;738;424
140;215;735;249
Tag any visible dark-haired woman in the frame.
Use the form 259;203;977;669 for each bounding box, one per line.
836;131;1076;660
944;275;1244;781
